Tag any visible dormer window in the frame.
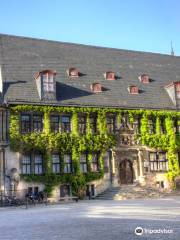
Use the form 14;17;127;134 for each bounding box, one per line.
67;68;79;78
42;72;55;92
175;82;180;99
128;85;139;94
104;71;115;80
165;81;180;106
35;69;57;100
139;74;149;84
90;83;102;93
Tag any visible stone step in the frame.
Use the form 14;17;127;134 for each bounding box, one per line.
95;185;173;200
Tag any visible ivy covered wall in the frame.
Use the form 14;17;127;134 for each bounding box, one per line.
9;105;180;195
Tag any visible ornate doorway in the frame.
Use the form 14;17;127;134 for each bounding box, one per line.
119;159;133;184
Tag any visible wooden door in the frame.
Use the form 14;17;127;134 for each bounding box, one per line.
119;160;133;184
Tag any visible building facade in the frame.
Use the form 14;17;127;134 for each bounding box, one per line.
0;34;180;199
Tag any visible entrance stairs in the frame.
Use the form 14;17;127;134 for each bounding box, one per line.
95;184;174;200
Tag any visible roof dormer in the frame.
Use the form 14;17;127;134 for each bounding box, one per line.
67;68;79;78
35;69;57;100
104;71;115;80
175;82;180;99
90;83;102;93
128;85;139;94
139;74;150;84
165;81;180;106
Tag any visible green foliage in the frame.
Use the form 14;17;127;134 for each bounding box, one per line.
10;105;180;193
10;105;116;196
156;116;161;135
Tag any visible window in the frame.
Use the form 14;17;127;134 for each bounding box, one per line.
21;153;44;174
148;119;155;134
22;154;31;174
175;82;180;99
78;115;86;134
50;116;60;133
133;117;140;134
139;74;150;84
149;152;168;172
128;86;139;94
91;153;99;172
52;154;60;173
21;113;43;133
160;118;166;134
61;116;71;133
60;184;70;197
90;83;102;93
33;115;43;132
80;154;87;173
90;115;97;134
21;114;31;133
105;71;115;80
34;154;43;174
64;154;72;173
67;68;79;78
43;72;55;92
106;115;115;134
28;187;33;194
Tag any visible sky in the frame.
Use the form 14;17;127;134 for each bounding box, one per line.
0;0;179;55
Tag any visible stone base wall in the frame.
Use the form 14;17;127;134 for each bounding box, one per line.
143;173;172;190
88;173;111;196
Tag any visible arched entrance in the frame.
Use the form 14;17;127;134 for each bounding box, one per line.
119;159;133;184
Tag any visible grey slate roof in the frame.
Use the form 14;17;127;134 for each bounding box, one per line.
0;33;180;110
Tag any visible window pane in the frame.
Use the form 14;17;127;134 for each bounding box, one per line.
106;116;115;133
48;83;54;92
159;153;166;161
52;154;60;163
42;74;47;82
90;116;97;133
150;153;156;161
52;155;60;173
64;154;71;163
35;154;42;163
64;154;72;173
62;116;70;123
78;116;86;134
61;116;71;133
51;116;59;133
22;154;31;174
80;154;87;173
43;83;49;92
33;115;43;132
92;153;99;172
80;154;86;163
53;164;60;173
21;114;31;133
48;74;54;82
34;154;43;174
21;115;30;121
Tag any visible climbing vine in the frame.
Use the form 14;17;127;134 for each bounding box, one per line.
9;105;180;195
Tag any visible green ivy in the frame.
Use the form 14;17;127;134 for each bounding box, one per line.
10;105;180;194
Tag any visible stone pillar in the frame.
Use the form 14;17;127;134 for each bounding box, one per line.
110;151;119;186
133;159;139;181
111;152;116;175
138;149;145;185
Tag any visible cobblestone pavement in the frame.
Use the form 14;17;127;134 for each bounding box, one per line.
0;197;180;240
